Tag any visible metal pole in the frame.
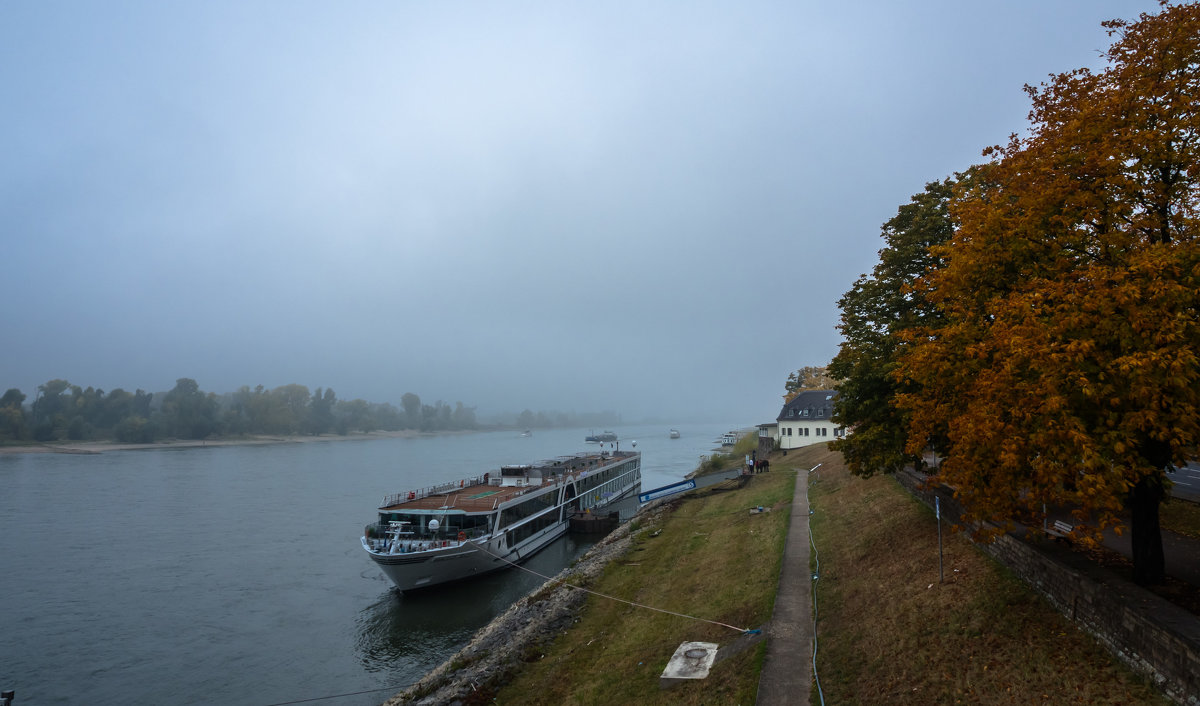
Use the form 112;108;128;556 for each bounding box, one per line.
936;496;944;583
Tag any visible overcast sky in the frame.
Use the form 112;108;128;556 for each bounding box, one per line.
1;1;1161;424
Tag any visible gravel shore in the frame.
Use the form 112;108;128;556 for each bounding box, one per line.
384;502;674;705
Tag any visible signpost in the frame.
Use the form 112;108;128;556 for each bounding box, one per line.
639;479;697;504
936;496;944;583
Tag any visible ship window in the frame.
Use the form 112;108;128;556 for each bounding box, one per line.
500;492;557;528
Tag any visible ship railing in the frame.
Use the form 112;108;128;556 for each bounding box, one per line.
381;473;491;507
363;521;487;554
366;521;486;539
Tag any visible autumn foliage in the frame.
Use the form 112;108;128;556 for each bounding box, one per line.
838;2;1200;584
783;365;838;401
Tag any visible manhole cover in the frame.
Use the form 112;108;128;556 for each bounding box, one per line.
685;648;708;659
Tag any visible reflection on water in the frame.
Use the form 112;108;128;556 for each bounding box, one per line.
355;532;595;676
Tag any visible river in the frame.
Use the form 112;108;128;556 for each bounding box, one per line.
0;422;744;706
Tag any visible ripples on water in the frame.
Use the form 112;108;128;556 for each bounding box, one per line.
0;423;740;705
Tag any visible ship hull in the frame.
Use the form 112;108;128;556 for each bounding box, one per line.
365;522;570;591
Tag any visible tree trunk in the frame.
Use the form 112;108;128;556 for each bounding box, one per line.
1129;474;1166;585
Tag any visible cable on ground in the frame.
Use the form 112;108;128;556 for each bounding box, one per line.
806;462;826;706
470;539;751;634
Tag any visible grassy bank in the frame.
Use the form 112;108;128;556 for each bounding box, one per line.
487;443;814;704
809;450;1169;705
474;440;1170;704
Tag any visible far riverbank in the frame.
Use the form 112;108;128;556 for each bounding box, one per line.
0;428;479;455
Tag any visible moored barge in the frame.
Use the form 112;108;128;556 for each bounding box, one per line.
362;449;641;591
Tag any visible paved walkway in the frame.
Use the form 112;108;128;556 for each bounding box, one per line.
756;468;813;705
1045;506;1200;586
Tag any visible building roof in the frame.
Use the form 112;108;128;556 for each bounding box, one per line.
777;389;837;423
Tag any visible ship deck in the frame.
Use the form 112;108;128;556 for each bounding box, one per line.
382;482;535;513
378;450;636;514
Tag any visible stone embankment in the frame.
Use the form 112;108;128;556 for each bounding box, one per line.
384;502;674;705
895;467;1200;705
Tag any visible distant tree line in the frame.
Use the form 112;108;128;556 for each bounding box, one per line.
0;378;478;443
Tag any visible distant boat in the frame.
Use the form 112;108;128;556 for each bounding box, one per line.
585;430;617;443
520;430;532;437
669;429;680;439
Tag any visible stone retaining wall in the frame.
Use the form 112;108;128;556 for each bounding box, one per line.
895;468;1200;706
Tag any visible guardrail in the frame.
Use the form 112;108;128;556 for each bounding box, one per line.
380;473;490;508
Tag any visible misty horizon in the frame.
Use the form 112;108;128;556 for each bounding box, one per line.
2;2;1156;429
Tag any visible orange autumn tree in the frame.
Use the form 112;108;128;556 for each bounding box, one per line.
783;365;837;402
896;1;1200;585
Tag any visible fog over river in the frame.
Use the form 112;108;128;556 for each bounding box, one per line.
0;423;741;705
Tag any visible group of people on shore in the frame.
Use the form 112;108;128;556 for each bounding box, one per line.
746;452;770;474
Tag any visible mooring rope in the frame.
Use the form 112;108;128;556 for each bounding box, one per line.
260;683;415;706
468;533;752;634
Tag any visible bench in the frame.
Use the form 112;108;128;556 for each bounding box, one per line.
1047;519;1074;540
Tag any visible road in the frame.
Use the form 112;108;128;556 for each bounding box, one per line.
923;454;1200;504
1171;462;1200;503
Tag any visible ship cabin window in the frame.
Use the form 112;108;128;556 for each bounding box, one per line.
499;491;557;528
578;458;635;494
506;511;558;548
380;512;489;537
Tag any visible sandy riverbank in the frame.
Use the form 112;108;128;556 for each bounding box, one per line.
0;429;477;455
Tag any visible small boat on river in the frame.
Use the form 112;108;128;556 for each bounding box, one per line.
361;449;642;591
669;429;680;439
585;430;617;443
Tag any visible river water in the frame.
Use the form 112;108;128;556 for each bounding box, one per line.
0;422;742;706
